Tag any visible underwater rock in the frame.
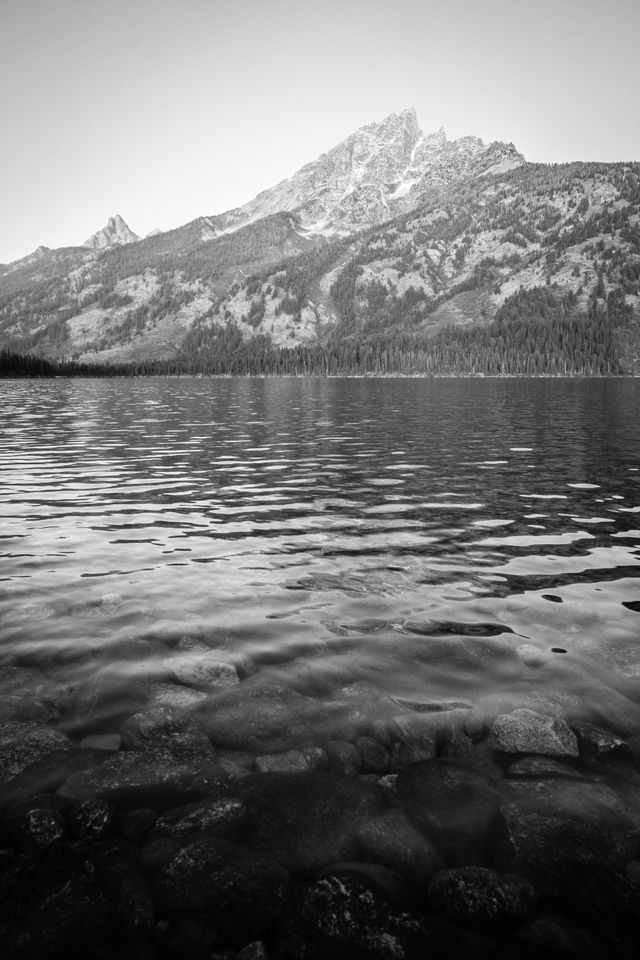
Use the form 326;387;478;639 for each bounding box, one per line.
0;720;73;784
0;844;109;959
68;797;113;839
164;651;240;688
79;733;122;752
325;740;362;776
272;873;429;960
499;778;640;886
237;771;387;874
397;759;511;867
355;735;390;774
355;808;445;886
490;709;579;757
572;722;635;767
58;750;235;810
152;796;248;839
506;756;583;779
201;678;317;753
255;747;328;775
153;837;290;944
428;866;537;931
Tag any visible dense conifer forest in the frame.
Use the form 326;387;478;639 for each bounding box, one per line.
1;280;629;378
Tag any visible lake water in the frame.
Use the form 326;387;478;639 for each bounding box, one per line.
2;377;640;738
3;376;640;955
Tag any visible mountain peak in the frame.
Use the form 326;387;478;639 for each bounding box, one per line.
222;109;524;236
84;214;139;250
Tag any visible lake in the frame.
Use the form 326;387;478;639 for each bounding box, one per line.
2;376;640;956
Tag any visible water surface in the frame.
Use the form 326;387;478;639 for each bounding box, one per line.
1;377;640;740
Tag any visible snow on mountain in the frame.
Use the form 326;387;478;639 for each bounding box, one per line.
219;108;524;235
84;214;140;250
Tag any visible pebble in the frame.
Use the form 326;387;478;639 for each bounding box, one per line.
255;747;328;774
79;733;122;752
20;807;67;847
68;798;113;839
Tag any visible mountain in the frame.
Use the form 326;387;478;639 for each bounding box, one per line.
84;214;140;250
1;109;639;375
210;108;524;237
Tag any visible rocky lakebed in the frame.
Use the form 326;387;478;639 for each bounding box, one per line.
2;627;640;960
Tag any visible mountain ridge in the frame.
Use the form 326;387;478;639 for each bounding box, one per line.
1;109;639;375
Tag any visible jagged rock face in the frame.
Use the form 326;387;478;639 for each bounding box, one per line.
84;215;140;250
221;108;524;234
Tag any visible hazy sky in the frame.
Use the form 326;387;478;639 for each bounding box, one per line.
2;0;639;262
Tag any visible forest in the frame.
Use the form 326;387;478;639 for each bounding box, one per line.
1;282;631;378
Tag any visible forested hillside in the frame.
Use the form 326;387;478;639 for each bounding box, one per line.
1;158;639;375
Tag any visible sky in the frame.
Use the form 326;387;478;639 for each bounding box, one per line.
2;0;639;263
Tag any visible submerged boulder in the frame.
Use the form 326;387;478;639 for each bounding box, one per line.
272;873;430;960
201;678;317;753
355;808;444;887
153;837;290;943
164;651;240;688
428;866;537;931
490;709;579;757
0;720;73;784
57;750;235;810
499;778;640;887
397;759;511;867
237;771;387;874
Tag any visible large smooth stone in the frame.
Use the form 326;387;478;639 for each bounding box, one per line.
465;691;582;740
58;750;235;809
355;808;444;886
120;705;214;757
201;678;317;753
490;709;579;757
153;837;290;943
272;874;430;960
428;866;537;931
237;771;387;874
499;778;640;887
0;721;73;784
397;759;511;867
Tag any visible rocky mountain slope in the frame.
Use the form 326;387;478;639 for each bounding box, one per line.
1;109;639;373
211;108;524;237
84;214;140;250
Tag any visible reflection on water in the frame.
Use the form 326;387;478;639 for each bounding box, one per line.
1;377;640;734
